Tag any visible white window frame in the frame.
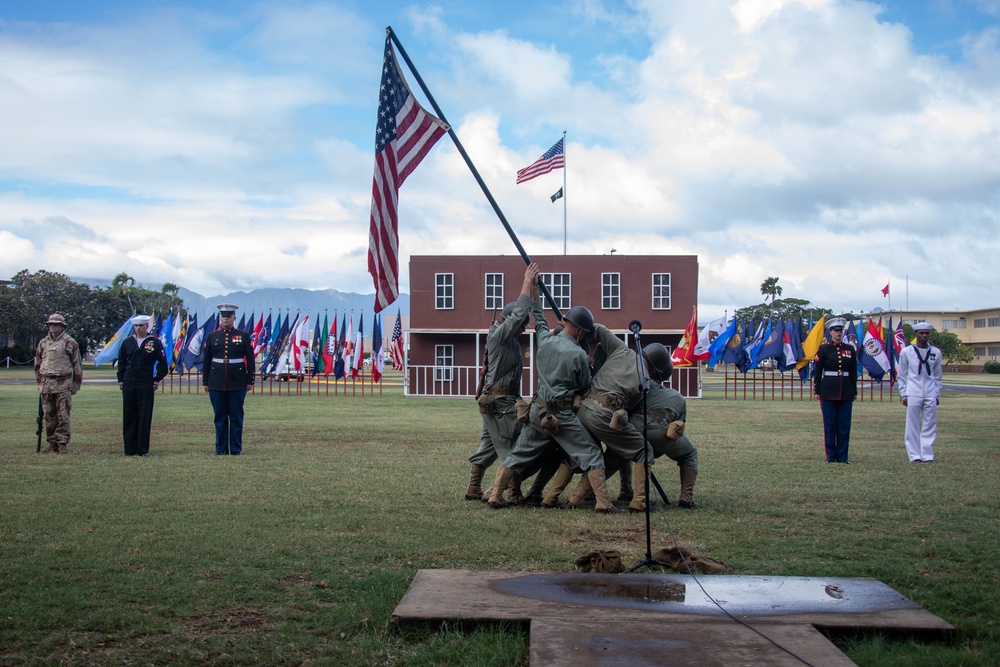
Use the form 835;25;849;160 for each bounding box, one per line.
652;273;671;310
435;273;454;310
485;273;504;311
602;272;621;310
539;272;571;311
435;344;453;381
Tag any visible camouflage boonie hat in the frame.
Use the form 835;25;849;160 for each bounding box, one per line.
46;313;67;326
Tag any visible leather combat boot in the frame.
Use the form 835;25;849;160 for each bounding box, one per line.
487;467;514;509
616;460;634;502
465;464;487;501
677;467;699;509
541;463;574;508
522;465;558;506
560;473;592;509
507;472;524;505
588;469;623;514
627;463;649;513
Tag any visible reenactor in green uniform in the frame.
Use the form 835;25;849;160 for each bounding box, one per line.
34;313;83;454
464;263;539;502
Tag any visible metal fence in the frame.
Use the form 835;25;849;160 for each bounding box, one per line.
719;366;896;402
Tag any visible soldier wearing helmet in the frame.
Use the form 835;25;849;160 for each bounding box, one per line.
463;263;539;503
34;313;83;453
627;343;700;508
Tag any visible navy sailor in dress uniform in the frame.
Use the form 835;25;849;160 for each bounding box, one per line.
203;304;255;455
813;317;858;463
117;314;168;456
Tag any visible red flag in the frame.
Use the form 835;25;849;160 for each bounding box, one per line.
322;313;337;376
368;35;449;314
390;309;404;370
881;283;889;297
671;308;699;367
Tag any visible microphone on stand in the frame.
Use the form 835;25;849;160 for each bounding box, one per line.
629;320;642;335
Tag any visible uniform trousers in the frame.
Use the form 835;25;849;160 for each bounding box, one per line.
820;399;852;462
122;384;156;455
577;398;653;463
468;396;521;467
502;402;604;474
41;391;72;448
905;397;937;462
209;389;246;455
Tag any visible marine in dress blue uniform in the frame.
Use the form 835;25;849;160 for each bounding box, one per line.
202;304;256;455
813;317;858;463
117;315;168;456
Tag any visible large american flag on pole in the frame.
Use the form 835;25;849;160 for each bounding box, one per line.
390;308;404;371
516;137;564;184
368;34;449;314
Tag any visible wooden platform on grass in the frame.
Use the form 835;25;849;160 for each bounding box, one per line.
392;569;954;666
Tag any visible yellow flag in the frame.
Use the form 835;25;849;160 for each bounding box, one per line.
796;316;826;370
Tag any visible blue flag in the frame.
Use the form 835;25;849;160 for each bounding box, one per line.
94;315;136;366
182;313;217;372
708;317;737;367
754;317;782;367
721;320;751;372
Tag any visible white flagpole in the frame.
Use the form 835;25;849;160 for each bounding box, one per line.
562;129;567;256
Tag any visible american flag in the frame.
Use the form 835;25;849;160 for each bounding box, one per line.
390;309;404;371
368;35;449;314
516;137;564;184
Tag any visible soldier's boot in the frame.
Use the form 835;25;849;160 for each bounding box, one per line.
677;467;699;509
506;472;524;505
44;442;59;454
628;463;650;513
616;461;634;502
464;464;487;501
57;443;67;454
541;464;574;508
589;470;623;514
487;467;514;509
522;465;558;506
560;474;593;509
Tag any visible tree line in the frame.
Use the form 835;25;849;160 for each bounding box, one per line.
0;270;185;361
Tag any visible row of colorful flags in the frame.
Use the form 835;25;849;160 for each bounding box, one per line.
95;308;406;381
671;309;905;383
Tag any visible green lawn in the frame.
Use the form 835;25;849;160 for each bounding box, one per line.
1;367;998;666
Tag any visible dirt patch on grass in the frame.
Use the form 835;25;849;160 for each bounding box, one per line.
183;605;274;635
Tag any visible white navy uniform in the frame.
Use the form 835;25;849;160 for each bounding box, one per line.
897;343;942;462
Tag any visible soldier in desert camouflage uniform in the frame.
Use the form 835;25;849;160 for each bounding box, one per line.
34;313;83;453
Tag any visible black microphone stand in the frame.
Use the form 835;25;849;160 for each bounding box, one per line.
627;322;670;572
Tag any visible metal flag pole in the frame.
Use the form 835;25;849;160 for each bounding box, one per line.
562;129;567;256
386;26;562;320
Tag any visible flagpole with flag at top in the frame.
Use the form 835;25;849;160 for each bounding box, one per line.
381;27;564;320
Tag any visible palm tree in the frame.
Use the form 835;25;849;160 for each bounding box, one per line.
760;276;783;304
112;272;136;312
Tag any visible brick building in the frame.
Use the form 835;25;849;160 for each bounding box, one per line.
405;254;700;397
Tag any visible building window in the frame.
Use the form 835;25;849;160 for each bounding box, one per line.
974;346;987;356
602;273;621;310
989;345;1000;357
539;273;571;311
943;319;965;329
435;273;454;310
435;344;453;381
485;273;504;310
989;317;1000;327
652;273;671;310
974;318;986;328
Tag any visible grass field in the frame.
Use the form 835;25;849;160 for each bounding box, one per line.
1;366;998;666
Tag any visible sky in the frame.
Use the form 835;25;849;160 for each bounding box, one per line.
1;0;998;322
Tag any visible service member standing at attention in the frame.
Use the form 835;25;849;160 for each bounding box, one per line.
34;313;83;454
464;263;539;502
203;304;255;455
897;322;943;463
117;315;168;456
813;317;858;463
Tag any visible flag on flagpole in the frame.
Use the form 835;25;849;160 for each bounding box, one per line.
372;314;384;383
251;313;265;356
693;316;727;362
334;314;348;379
550;187;563;203
352;314;365;378
323;312;337;376
671;308;699;366
391;308;404;370
174;313;195;373
158;311;174;375
94;315;136;366
516;137;565;184
708;317;737;367
797;317;827;370
861;318;891;381
881;283;890;297
368;35;450;315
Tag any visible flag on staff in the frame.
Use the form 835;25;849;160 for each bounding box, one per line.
158;311;174;374
881;283;890;297
368;36;450;316
755;318;783;367
170;311;182;369
352;314;365;378
694;316;727;362
797;317;826;371
292;314;311;373
391;309;404;370
550;187;563;203
149;313;161;337
94;315;136;366
708;317;737;367
671;308;699;366
174;313;195;373
270;311;284;352
861;318;891;381
778;318;804;373
516;137;564;184
334;315;348;379
372;314;384;383
311;316;323;375
722;320;751;372
182;313;217;372
251;313;266;356
236;312;246;332
323;313;337;376
270;313;301;377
